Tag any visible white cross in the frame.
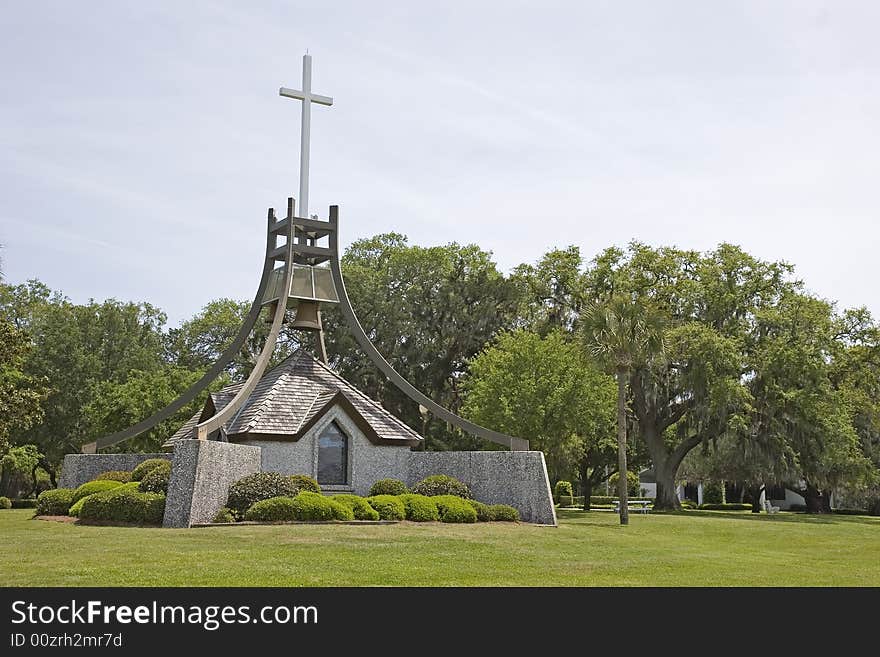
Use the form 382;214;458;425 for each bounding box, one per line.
280;53;333;219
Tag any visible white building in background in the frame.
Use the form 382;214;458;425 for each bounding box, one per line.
638;470;811;509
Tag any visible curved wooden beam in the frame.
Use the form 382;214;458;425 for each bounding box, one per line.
84;208;278;452
193;210;296;440
326;206;529;451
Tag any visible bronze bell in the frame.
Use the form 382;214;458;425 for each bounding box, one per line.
291;300;322;331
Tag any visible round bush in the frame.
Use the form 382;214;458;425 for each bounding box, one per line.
36;488;75;516
332;494;380;521
0;496;11;510
79;486;165;524
69;485;138;518
72;480;123;504
554;480;573;500
487;504;519;522
369;478;409;497
138;461;171;494
213;507;236;523
466;499;493;522
131;458;170;482
398;494;439;522
366;495;406;521
226;472;299;518
433;495;478;523
290;491;338;521
289;474;321;494
411;474;472;499
244;496;298;522
94;470;132;483
328;499;354;521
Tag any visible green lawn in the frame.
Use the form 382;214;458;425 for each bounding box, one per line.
1;508;878;586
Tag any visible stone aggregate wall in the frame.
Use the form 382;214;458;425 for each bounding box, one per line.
163;440;261;528
406;451;556;525
59;453;170;489
60;442;556;526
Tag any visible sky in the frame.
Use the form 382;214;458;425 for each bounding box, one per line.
1;1;878;327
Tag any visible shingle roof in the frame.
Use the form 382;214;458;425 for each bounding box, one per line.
164;351;422;447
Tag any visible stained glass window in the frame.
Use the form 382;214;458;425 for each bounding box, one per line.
317;421;348;485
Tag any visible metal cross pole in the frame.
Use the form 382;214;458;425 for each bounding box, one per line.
280;53;333;220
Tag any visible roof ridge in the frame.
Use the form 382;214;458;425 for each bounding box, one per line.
307;356;421;440
296;387;337;434
335;386;421;439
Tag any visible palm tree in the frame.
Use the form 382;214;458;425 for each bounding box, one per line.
582;295;665;525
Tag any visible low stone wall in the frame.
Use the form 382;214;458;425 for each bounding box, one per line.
163;440;261;528
59;453;170;489
406;451;556;525
59;445;556;526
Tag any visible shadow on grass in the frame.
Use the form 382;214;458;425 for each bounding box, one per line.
651;510;880;527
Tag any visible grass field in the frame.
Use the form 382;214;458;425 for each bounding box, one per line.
1;508;878;586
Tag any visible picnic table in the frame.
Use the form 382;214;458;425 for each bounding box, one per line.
612;499;652;514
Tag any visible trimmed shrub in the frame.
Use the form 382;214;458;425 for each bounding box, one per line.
488;504;519;522
213;507;236;523
291;491;338;521
94;470;132;483
244;493;350;522
433;495;478;523
369;478;409;497
467;499;492;522
69;485;139;518
131;458;169;482
0;496;11;510
332;494;380;521
411;474;472;499
244;496;298;522
12;499;37;509
366;494;406;521
698;503;752;511
288;474;321;494
68;496;88;517
679;499;697;509
328;499;355;521
608;471;640;497
558;495;585;507
554;480;573;501
138;460;171;494
226;472;299;518
398;494;439;522
79;486;165;524
36;488;75;516
72;480;124;504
